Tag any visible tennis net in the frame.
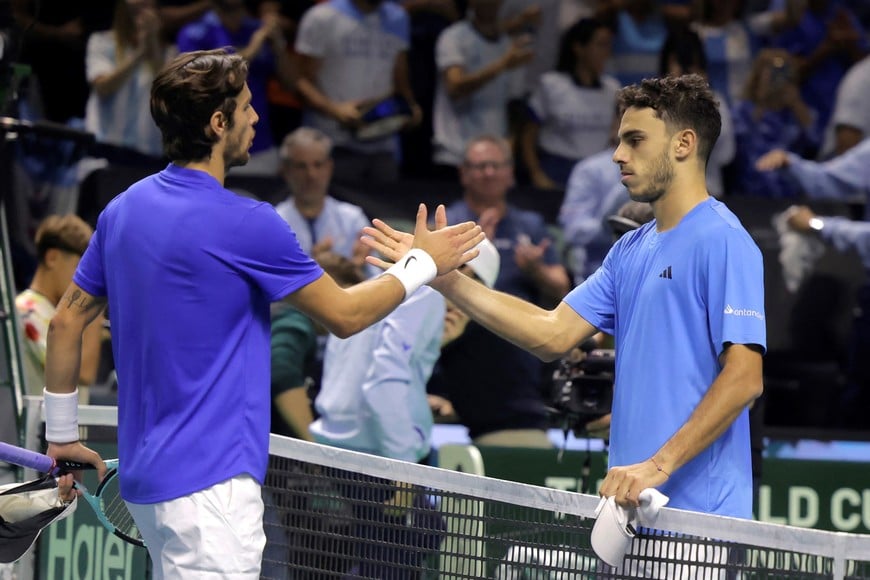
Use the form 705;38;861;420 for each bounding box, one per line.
21;400;870;579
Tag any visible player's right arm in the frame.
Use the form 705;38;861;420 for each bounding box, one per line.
432;272;596;361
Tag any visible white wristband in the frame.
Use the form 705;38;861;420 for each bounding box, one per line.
43;388;79;443
383;248;437;299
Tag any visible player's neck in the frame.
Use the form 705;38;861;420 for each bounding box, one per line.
653;172;710;232
177;156;226;187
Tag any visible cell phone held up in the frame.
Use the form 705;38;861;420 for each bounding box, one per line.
769;57;793;90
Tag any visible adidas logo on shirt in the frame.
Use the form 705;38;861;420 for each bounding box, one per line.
658;266;672;279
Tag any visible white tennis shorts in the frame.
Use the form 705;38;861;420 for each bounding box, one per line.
126;474;266;580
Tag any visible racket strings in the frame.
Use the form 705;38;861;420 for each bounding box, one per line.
99;475;142;541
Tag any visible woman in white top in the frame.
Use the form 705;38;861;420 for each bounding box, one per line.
520;18;620;190
84;0;173;158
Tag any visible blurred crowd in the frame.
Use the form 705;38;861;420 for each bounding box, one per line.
8;0;870;458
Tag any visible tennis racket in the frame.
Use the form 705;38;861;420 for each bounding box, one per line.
0;441;144;547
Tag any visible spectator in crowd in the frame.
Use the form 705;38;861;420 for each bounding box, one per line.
520;17;620;190
558;131;625;284
432;135;570;448
499;0;556;95
427;238;502;421
396;0;460;179
732;48;818;198
156;0;211;43
10;0;99;124
448;135;570;306
818;53;870;159
15;215;104;404
769;0;868;143
308;244;500;579
659;25;734;198
691;0;757;107
431;0;533;173
294;0;422;185
596;0;669;87
784;204;870;429
254;0;316;145
273;127;372;280
270;253;366;443
269;300;318;442
84;0;172;161
177;0;298;175
756;138;870;428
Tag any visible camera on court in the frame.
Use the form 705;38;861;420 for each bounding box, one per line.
547;343;615;435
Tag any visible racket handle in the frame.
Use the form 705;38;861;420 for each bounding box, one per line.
0;441;55;473
0;442;97;474
55;459;95;472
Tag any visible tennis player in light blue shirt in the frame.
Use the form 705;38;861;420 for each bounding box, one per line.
565;197;764;516
364;74;766;519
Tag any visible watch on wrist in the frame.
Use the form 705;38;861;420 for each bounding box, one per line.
808;217;824;232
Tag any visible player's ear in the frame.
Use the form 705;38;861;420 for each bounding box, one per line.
209;111;227;137
673;129;696;161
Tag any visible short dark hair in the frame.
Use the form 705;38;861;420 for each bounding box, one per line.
150;49;249;162
617;74;721;163
35;214;93;263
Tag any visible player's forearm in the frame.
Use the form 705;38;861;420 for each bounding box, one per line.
653;347;763;475
45;316;85;395
77;314;105;386
324;276;406;338
432;271;580;361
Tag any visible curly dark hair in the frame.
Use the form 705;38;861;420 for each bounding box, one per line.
150;48;249;162
617;74;721;163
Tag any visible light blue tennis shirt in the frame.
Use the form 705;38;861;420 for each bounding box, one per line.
311;287;445;462
75;164;323;504
564;197;766;517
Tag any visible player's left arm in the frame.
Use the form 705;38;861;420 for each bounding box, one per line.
44;282;108;477
652;342;763;474
46;283;107;395
601;343;763;506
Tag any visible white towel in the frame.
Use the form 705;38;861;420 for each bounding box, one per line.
591;488;669;567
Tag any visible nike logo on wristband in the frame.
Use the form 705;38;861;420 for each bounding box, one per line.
404;256;417;269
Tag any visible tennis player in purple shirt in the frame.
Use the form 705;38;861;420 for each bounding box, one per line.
40;48;482;579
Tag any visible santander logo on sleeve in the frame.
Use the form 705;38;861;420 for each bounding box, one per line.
723;304;765;321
